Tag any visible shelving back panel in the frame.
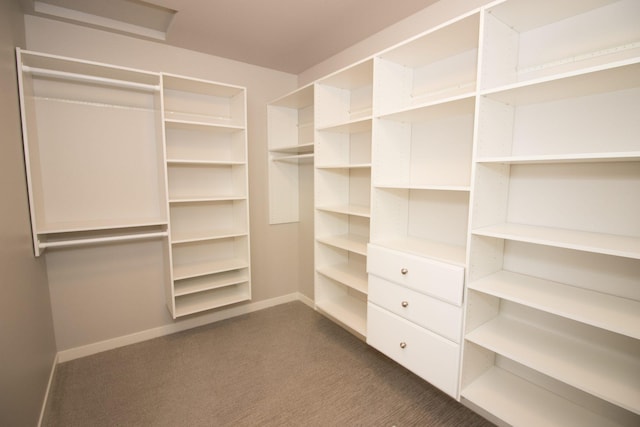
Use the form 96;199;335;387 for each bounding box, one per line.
165;123;246;163
374;107;474;188
172;236;249;270
18;50;166;235
481;0;640;89
315;126;371;166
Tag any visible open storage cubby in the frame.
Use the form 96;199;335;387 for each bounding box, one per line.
315;59;374;128
373;96;474;190
375;12;480;115
267;84;315;224
162;73;245;127
16;49;168;256
162;73;250;318
370;188;468;266
480;0;640;90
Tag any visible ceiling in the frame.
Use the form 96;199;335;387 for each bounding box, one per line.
21;0;440;74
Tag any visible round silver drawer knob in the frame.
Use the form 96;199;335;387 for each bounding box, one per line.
401;301;409;308
399;342;407;349
400;268;408;275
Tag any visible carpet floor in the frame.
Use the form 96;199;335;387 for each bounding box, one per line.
43;301;494;426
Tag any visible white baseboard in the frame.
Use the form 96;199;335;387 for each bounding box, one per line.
38;352;58;427
57;292;308;363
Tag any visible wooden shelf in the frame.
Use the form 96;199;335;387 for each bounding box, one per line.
316;293;367;336
174;268;249;297
316;263;368;294
469;270;640;340
472;223;640;260
172;258;248;281
462;366;623;427
466;315;640;414
316;234;368;256
175;283;250;317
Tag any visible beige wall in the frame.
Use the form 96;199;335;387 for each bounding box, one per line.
0;1;57;425
24;15;299;352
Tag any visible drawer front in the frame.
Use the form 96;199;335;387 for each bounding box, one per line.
368;275;462;343
367;303;460;398
367;244;464;306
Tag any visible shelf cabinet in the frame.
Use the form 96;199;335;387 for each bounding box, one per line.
162;74;251;318
314;60;373;336
267;84;315;224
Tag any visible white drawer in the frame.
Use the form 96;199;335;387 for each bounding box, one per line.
367;303;460;398
368;275;462;343
367;244;464;306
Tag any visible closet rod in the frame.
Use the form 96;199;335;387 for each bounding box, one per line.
39;231;168;250
22;65;160;92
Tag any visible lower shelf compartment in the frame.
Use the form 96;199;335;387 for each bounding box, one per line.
174;282;251;317
174;268;249;296
315;274;367;336
462;366;633;427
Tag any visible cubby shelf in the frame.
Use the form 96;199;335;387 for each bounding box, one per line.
315;293;367;336
465;314;640;414
468;270;640;340
472;223;640;260
462;366;623;427
172;258;249;282
316;234;368;256
316;264;368;294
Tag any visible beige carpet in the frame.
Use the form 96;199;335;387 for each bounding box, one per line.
44;301;494;426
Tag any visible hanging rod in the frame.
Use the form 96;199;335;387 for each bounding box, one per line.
38;231;168;250
22;65;161;92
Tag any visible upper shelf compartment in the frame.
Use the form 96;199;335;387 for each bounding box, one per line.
162;73;246;127
480;0;640;90
375;12;480;116
315;59;373;128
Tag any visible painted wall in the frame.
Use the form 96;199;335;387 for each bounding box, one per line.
0;1;57;425
24;15;299;353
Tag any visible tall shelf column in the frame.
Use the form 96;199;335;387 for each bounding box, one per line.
461;1;640;425
162;74;251;318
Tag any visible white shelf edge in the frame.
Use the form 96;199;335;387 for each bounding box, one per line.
173;270;249;297
374;183;471;192
166;159;246;166
316;204;371;218
376;90;476;120
173;258;249;281
164;117;244;130
476;152;640;164
268;142;314;154
316;163;371;169
472;223;640;260
168;196;246;204
171;230;248;245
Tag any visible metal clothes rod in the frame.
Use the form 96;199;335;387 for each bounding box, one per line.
22;65;161;92
39;231;168;249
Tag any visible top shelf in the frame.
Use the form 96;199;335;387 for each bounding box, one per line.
269;84;314;108
481;58;640;106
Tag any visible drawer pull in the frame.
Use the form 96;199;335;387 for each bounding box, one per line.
401;300;409;308
400;268;408;275
399;342;407;349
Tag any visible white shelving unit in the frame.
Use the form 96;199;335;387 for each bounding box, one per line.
363;12;480;399
314;60;373;336
162;74;251;318
267;84;315;224
16;49;169;256
461;1;640;425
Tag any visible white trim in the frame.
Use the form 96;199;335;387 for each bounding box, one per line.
297;292;315;309
38;353;58;427
57;293;303;362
